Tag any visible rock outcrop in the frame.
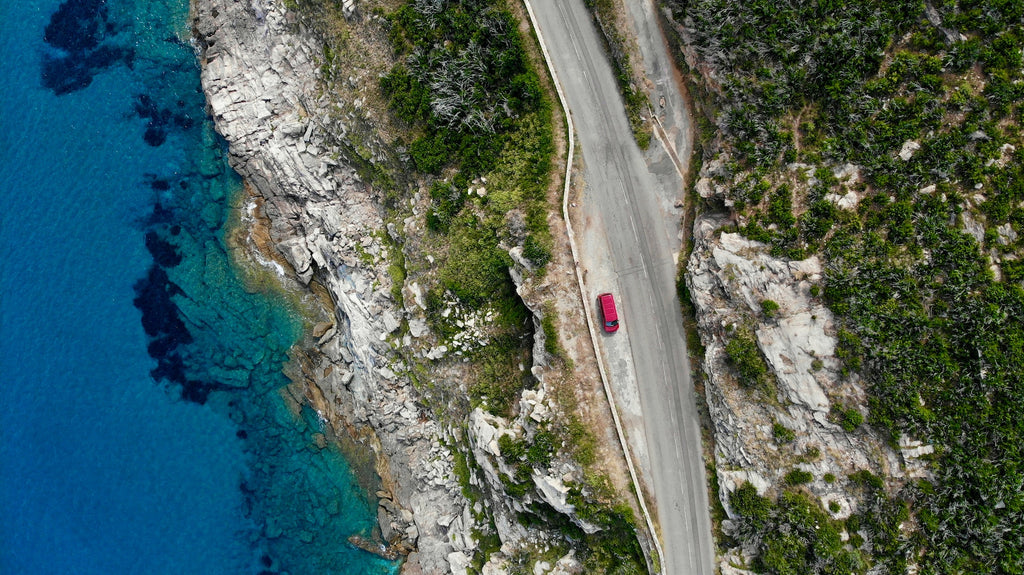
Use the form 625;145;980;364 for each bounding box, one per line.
686;172;907;563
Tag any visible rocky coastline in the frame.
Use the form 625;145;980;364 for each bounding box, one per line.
191;0;609;572
192;0;467;570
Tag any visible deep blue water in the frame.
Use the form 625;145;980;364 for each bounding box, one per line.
0;0;395;573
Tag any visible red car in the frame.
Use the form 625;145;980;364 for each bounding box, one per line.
598;293;620;332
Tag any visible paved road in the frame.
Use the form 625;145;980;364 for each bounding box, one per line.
529;1;716;574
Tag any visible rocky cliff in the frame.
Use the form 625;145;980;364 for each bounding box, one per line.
191;0;611;572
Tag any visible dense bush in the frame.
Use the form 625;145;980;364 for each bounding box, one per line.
729;483;866;575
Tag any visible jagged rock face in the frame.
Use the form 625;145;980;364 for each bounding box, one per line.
467;396;598;539
686;205;903;523
193;0;474;571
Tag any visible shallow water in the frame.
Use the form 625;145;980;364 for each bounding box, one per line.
0;0;395;572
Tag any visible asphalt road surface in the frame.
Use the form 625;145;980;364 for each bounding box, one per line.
529;2;716;573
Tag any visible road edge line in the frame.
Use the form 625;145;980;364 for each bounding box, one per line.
521;2;665;572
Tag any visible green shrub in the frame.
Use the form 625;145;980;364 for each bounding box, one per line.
773;422;796;444
439;218;513;307
767;185;796;228
832;404;864;432
469;332;531;417
761;299;780;318
500;472;532;498
785;468;814;486
730;482;771;525
498;434;526;461
527;431;556;468
410;132;451;174
849;470;884;491
725;329;773;392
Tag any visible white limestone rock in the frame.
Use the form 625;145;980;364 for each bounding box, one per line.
448;551;472;575
899;140;921;160
194;0;469;569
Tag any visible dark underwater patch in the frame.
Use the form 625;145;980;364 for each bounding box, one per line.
134;265;188;340
133;93;198;147
41;0;133;95
44;0;105;52
144;230;182;268
141;200;175;225
133;228;227;405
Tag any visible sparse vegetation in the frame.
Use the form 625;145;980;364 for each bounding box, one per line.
378;0;560;422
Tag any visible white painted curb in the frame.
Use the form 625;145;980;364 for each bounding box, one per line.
521;1;664;572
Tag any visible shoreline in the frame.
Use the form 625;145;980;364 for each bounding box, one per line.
224;179;396;537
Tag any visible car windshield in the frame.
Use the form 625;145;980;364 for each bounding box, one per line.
606;320;618;327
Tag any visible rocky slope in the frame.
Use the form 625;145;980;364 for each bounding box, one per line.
646;5;942;568
191;0;610;572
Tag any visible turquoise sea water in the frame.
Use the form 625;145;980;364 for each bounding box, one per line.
0;0;395;572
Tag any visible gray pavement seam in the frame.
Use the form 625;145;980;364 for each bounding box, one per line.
520;1;665;572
